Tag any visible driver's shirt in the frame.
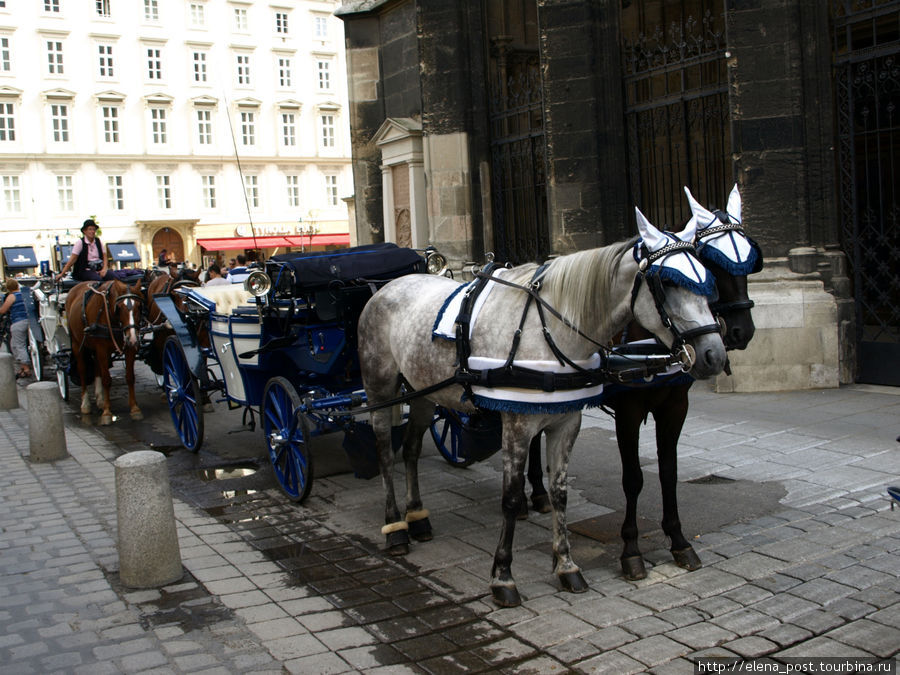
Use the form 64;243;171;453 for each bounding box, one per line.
72;238;104;262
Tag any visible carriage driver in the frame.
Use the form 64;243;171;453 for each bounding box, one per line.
56;219;117;283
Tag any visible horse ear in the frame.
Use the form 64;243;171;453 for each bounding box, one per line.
635;206;666;251
683;186;717;231
676;215;698;244
727;183;742;224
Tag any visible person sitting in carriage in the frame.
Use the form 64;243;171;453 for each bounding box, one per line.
56;219;117;283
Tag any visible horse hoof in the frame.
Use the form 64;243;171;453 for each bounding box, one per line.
100;415;113;426
490;584;522;608
130;411;143;421
407;517;432;542
516;500;529;520
558;570;589;594
385;529;410;556
81;407;92;415
531;493;552;514
621;556;647;581
672;547;702;571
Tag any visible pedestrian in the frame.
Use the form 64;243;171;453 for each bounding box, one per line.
0;278;31;379
158;249;169;267
56;219;116;282
204;263;229;287
226;254;250;284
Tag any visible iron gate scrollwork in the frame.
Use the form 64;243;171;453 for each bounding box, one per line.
488;45;549;265
621;3;730;229
833;0;900;385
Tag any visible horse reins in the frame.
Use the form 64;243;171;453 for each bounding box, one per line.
80;282;144;354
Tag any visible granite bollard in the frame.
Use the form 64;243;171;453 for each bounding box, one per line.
27;381;68;461
0;353;19;409
115;450;183;588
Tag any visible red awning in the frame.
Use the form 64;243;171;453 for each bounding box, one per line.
197;233;350;251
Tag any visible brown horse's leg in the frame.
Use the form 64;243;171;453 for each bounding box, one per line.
98;346;114;425
654;383;702;571
613;394;649;580
126;350;142;420
74;345;92;415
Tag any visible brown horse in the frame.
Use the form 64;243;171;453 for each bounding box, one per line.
65;279;145;425
144;268;202;378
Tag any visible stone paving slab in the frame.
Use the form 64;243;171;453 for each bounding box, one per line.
2;380;899;673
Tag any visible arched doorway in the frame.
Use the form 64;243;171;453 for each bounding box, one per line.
152;228;185;264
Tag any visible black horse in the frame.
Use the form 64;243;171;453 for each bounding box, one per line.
524;185;762;580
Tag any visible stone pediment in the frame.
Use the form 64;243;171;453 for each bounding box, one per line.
373;117;422;146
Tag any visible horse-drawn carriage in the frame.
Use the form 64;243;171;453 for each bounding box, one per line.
155;243;456;502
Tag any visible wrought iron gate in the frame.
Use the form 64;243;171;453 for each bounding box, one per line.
487;45;549;265
833;0;900;385
621;3;731;228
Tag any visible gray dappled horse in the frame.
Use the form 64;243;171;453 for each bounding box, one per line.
358;211;728;607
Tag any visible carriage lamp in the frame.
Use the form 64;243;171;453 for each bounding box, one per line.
424;247;449;276
244;271;272;297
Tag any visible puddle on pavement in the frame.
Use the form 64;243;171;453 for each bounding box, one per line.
687;474;736;484
197;465;258;481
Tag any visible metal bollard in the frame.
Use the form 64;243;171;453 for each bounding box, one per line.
0;353;19;409
27;381;68;461
115;451;183;588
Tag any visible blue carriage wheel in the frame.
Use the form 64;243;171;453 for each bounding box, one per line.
162;336;204;453
263;376;314;503
431;406;473;467
28;328;43;381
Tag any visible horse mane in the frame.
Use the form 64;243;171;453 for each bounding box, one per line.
503;237;637;333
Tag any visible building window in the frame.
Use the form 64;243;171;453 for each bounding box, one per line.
281;113;296;147
147;47;162;80
189;2;205;27
277;57;292;88
234;7;248;31
319;113;334;148
44;0;60;13
50;104;69;142
201;174;216;208
156;174;171;209
47;41;64;75
317;59;331;91
102;106;119;143
56;175;74;212
0;103;14;142
236;54;251;86
144;0;159;21
108;175;124;210
324;174;338;207
192;51;207;83
98;44;114;78
240;111;255;145
244;174;259;209
196;109;212;144
150;107;167;144
3;175;21;213
314;15;328;39
1;37;11;73
275;12;288;34
286;175;300;208
96;0;111;17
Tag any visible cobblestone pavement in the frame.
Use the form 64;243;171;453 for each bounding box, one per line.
1;374;898;674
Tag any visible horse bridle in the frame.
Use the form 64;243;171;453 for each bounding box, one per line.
629;240;723;364
695;210;761;317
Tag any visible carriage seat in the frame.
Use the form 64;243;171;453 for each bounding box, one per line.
189;284;255;316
